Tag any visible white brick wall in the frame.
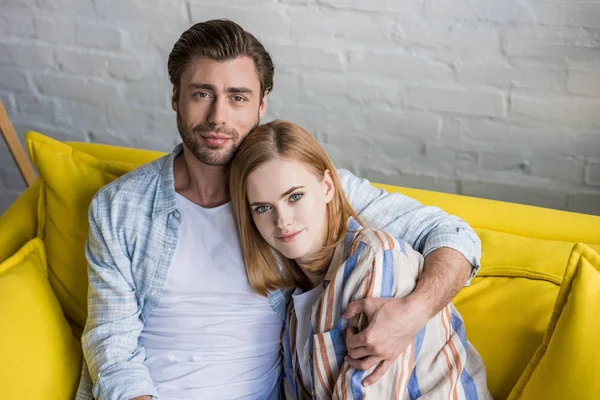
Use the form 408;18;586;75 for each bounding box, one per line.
1;0;600;216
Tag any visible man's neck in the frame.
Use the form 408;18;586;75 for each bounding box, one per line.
173;146;230;208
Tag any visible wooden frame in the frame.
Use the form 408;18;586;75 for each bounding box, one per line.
0;100;36;187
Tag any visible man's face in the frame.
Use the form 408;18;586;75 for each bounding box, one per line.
173;56;267;166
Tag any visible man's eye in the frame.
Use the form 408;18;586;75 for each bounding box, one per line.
194;92;210;98
254;205;271;214
289;193;303;202
232;95;246;102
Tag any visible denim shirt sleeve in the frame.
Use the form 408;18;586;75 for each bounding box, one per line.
338;169;482;282
80;193;158;400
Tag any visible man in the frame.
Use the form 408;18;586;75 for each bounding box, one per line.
76;19;481;400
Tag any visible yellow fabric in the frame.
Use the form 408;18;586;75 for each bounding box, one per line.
0;238;82;399
374;183;600;245
507;244;600;399
26;131;136;329
452;228;590;399
0;180;41;264
66;141;165;165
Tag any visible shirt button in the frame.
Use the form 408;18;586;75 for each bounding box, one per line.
151;290;157;296
174;211;181;219
164;243;171;249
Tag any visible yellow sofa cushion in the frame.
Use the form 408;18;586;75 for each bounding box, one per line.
453;229;600;399
0;238;82;399
26;131;137;329
507;243;600;399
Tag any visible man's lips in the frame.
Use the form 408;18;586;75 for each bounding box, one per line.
201;135;230;146
277;230;303;243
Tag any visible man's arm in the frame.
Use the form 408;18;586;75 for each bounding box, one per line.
338;169;481;385
81;194;157;400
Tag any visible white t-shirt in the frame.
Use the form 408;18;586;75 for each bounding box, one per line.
292;285;325;392
139;194;282;400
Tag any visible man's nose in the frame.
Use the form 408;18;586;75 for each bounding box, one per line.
207;97;227;126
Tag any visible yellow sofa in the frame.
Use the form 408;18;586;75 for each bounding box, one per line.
1;131;600;399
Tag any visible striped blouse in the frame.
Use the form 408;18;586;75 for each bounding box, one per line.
282;218;491;400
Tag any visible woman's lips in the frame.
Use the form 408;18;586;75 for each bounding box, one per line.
277;230;303;243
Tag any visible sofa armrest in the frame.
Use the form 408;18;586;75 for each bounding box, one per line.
0;179;41;263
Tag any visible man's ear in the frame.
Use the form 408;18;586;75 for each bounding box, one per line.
171;85;179;112
259;90;269;119
323;170;335;204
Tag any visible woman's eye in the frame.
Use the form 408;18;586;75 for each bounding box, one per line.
254;205;271;214
289;193;303;202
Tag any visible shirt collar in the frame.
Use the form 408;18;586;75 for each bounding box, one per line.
152;143;183;217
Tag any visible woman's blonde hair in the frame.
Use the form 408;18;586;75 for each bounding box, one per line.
230;120;360;296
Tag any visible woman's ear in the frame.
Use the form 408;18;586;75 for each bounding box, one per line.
323;170;335;203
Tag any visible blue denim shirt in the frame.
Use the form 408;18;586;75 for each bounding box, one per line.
76;145;481;400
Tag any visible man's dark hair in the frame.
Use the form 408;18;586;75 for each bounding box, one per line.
168;19;274;97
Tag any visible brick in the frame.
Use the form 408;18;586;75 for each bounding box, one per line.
403;23;501;63
1;13;36;38
35;17;76;45
126;79;171;107
36;0;96;15
568;192;600;215
300;73;402;105
362;167;458;194
75;24;122;51
575;132;600;158
1;166;27;191
56;99;107;129
423;0;533;24
15;93;57;123
34;73;120;102
460;180;567;210
348;52;453;81
108;57;144;81
268;43;343;72
530;155;585;183
457;63;566;90
408;87;505;118
55;49;108;76
0;67;30;91
531;3;600;30
425;145;479;175
190;5;289;41
511;95;600;126
1;0;36;7
317;0;418;14
289;8;396;44
4;43;55;69
585;160;600;187
364;109;442;139
568;70;600;96
503;27;600;61
481;152;529;173
96;0;188;27
377;136;425;161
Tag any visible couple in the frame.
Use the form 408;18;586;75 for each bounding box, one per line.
76;19;490;399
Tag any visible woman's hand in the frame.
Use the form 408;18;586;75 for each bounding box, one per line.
342;295;429;386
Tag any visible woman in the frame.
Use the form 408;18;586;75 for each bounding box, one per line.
229;120;491;399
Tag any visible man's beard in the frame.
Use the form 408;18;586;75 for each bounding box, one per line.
176;111;260;166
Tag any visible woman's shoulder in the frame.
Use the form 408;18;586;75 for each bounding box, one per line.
351;227;406;254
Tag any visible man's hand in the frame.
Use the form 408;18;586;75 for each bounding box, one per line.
342;247;472;387
342;296;429;386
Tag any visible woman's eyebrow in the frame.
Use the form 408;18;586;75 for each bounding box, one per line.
248;186;306;206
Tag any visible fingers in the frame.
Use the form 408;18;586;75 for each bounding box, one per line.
342;299;366;319
344;355;380;372
346;345;371;359
345;326;369;349
363;360;393;387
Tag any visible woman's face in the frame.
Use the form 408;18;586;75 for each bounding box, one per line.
246;158;334;265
